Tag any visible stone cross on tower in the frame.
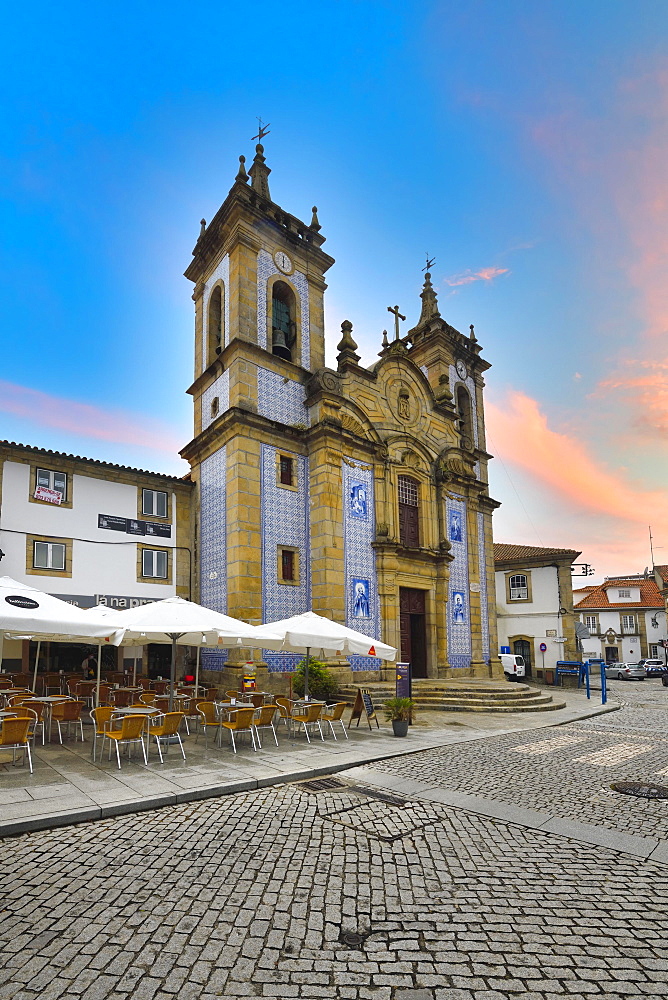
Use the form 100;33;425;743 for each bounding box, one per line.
387;304;406;341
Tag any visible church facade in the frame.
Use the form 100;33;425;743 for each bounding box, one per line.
181;142;501;683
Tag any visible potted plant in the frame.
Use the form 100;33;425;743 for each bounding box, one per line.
383;697;415;737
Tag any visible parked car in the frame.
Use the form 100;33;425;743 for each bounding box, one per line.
640;658;667;677
605;662;646;681
500;653;525;681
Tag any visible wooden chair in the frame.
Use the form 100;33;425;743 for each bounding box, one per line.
147;712;186;762
51;701;86;743
151;680;169;695
13;673;32;689
221;707;257;753
104;714;148;768
292;703;325;744
252;704;279;748
321;702;349;740
0;717;33;773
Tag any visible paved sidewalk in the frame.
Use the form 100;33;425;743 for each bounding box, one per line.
0;688;615;838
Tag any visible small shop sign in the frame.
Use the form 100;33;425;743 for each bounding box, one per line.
98;514;171;537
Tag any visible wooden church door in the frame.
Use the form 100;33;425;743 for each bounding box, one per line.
399;588;427;678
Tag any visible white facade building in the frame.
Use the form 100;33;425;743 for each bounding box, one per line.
495;544;581;681
0;441;192;671
574;576;666;663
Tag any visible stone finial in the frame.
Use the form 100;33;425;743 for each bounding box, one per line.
309;206;322;232
469;323;477;343
236;155;248;182
382;329;389;349
198;219;206;240
417;271;441;326
336;319;360;368
249;143;271;200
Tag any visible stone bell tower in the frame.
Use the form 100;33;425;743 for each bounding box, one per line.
181;138;335;666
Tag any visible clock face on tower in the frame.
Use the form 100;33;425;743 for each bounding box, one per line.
274;250;293;274
456;359;467;380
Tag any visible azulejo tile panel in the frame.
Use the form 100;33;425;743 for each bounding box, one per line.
477;511;490;663
200;446;227;616
343;458;380;672
257;366;310;428
201;370;230;431
446;494;471;669
261;443;311;672
257;249;311;368
201;254;229;372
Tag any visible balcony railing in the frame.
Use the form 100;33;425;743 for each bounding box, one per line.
622;624;637;634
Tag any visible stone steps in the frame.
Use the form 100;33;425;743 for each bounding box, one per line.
337;679;566;713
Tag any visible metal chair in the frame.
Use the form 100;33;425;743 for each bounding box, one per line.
147;712;186;762
104;713;148;768
51;700;86;743
321;702;349;740
195;702;225;748
0;717;33;773
292;702;325;743
221;707;257;753
252;704;279;748
91;706;115;760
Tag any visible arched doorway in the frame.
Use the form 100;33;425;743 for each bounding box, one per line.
513;638;532;678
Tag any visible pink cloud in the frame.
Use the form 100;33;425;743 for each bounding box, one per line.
444;266;510;287
0;380;184;455
487;388;666;517
487;390;668;575
595;360;668;438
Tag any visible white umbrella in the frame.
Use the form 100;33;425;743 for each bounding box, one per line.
0;577;125;686
252;611;396;699
107;597;276;709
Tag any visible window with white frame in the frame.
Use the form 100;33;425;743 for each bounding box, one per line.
650;644;659;658
621;614;636;633
36;468;67;500
509;574;529;600
618;589;631;598
584;615;598;634
33;541;66;571
142;549;168;579
142;489;168;518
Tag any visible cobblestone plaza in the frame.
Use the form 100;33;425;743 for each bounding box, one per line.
1;684;668;1000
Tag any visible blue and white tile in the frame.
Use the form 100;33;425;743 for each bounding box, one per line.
201;254;230;372
200;445;227;615
343;459;381;672
446;494;471;669
477;511;490;663
257;366;310;427
201;370;230;430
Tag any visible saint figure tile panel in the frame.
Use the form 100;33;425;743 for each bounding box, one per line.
343;458;381;672
446;494;471;669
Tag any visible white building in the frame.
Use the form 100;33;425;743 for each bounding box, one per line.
495;544;581;681
0;440;192;672
574;575;666;663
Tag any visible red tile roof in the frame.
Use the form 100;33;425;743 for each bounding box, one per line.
494;543;581;564
574;577;664;610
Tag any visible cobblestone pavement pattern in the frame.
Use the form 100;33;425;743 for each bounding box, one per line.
1;683;668;1000
374;682;668;840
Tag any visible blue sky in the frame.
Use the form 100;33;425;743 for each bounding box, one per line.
2;1;668;578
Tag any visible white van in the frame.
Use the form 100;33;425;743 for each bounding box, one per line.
500;653;525;680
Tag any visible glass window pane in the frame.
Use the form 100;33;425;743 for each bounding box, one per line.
155;551;167;578
142;489;154;515
53;472;67;497
37;469;51;488
51;544;65;570
142;549;153;576
156;492;167;518
34;541;49;567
